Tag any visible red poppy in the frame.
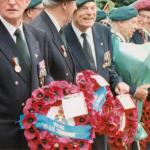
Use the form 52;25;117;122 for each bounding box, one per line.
74;115;89;126
23;98;35;115
24;126;38;140
32;88;45;101
28;138;40;150
49;84;63;101
39;131;53;149
22;113;37;129
32;100;47;115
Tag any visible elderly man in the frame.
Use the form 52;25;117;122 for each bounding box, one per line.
23;0;44;22
109;6;138;42
64;0;133;149
131;0;150;43
31;0;77;83
0;0;53;149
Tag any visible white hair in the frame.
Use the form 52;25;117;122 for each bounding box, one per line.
43;0;59;7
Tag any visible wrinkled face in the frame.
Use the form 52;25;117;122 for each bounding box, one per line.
139;10;150;32
120;17;137;39
73;2;97;32
0;0;30;26
64;1;77;24
136;15;144;30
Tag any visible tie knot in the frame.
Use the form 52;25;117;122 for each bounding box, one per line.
59;28;64;34
14;28;22;37
81;33;87;39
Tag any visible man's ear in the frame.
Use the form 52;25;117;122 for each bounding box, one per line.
118;21;123;27
61;1;68;11
26;9;32;19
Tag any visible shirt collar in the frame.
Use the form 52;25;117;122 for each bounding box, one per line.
72;22;92;39
45;10;61;32
115;32;126;42
0;16;23;39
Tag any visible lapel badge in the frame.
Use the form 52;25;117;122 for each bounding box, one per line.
12;57;21;73
102;51;111;69
60;45;67;58
39;60;47;86
35;53;38;58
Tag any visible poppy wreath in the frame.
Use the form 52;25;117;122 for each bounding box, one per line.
139;100;150;150
19;80;100;150
76;70;118;134
108;104;138;150
76;70;138;150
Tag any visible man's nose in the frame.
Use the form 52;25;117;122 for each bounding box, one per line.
8;0;17;5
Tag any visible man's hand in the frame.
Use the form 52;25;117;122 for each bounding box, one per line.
134;85;150;100
115;82;130;94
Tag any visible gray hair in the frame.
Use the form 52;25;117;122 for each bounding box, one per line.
43;0;59;7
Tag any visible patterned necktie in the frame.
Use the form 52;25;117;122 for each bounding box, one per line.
81;33;96;70
59;28;67;48
14;28;31;69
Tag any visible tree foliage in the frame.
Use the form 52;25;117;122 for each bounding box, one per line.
96;0;137;10
111;0;137;7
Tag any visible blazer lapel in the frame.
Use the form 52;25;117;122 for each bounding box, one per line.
41;11;62;43
0;21;31;85
41;11;75;74
92;25;106;75
23;24;39;91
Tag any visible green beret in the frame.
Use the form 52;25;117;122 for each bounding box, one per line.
76;0;94;8
108;6;138;21
96;9;106;22
28;0;43;9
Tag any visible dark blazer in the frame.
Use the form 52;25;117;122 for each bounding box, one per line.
64;23;121;88
31;10;75;82
130;29;150;44
64;23;121;150
0;20;51;149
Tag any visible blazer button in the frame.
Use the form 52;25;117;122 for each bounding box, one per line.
100;42;103;46
22;102;25;106
66;73;69;76
15;81;19;85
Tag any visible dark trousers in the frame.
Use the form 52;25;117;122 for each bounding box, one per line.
92;134;110;150
130;141;150;150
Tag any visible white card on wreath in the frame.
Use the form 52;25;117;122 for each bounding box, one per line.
62;92;88;119
46;106;75;125
91;75;109;86
117;94;136;109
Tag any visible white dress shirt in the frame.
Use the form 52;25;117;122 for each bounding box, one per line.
72;22;97;68
0;16;25;43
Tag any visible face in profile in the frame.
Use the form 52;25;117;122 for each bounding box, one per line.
23;3;44;23
73;2;97;32
119;18;137;39
0;0;30;25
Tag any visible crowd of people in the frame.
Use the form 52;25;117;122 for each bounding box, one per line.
0;0;150;149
